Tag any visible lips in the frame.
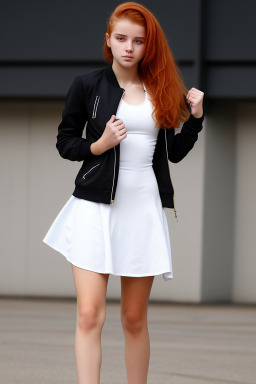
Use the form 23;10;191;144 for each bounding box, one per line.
123;56;133;58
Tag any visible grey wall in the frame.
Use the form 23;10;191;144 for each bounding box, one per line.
1;0;256;98
205;0;256;98
201;102;236;302
233;102;256;303
0;101;205;302
1;1;256;303
1;99;255;303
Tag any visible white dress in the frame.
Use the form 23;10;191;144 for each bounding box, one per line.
43;85;173;282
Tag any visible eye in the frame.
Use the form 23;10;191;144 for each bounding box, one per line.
135;40;143;44
117;37;124;41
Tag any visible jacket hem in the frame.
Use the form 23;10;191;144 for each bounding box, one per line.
160;193;174;209
74;187;174;208
73;186;112;204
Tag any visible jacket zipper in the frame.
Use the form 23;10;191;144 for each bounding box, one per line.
110;88;125;205
83;163;100;179
92;96;100;119
164;128;178;220
110;147;116;205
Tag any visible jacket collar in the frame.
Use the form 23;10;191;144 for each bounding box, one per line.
105;63;124;91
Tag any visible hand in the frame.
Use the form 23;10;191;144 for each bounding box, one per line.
100;115;127;151
186;87;204;118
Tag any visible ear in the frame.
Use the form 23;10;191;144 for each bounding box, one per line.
105;33;111;48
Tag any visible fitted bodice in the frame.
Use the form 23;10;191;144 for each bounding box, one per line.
115;86;160;171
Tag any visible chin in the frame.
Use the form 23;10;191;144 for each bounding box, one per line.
120;60;139;67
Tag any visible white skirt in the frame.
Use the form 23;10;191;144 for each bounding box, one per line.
43;167;173;282
43;91;173;281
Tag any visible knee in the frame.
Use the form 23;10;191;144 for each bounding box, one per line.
121;310;145;334
77;304;105;332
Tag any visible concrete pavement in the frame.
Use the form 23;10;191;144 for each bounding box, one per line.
0;298;255;384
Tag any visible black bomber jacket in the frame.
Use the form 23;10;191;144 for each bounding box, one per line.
56;63;204;216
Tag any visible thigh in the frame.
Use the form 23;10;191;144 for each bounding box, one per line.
72;265;109;314
120;276;154;319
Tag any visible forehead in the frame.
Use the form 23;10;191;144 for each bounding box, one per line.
112;18;146;37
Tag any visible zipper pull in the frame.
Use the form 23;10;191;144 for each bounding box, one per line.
174;207;178;222
173;195;178;222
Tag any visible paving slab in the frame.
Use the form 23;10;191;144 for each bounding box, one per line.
0;298;255;384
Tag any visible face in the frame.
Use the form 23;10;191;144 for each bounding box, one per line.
106;18;146;69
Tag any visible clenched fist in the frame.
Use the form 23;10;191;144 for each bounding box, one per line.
101;115;127;150
186;88;204;118
90;115;127;155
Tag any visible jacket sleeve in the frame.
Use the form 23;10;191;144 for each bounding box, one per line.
56;75;99;161
167;112;204;163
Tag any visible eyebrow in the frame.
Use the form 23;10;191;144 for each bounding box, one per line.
114;33;145;39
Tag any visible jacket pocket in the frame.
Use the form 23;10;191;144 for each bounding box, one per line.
92;96;101;119
82;163;100;179
75;159;102;187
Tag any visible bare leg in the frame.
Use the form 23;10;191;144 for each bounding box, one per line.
120;275;154;384
71;265;109;384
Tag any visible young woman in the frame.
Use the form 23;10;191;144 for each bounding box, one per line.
43;2;204;383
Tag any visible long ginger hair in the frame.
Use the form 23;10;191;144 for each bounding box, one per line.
103;2;190;129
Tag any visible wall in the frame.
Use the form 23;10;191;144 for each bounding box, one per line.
232;102;256;303
201;101;236;302
1;100;255;303
0;100;205;302
0;101;77;297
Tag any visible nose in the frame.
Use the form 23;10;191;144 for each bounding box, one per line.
125;40;133;52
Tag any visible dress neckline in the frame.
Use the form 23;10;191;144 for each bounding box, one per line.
121;83;148;107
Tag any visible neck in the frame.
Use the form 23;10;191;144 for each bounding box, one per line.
112;60;141;88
